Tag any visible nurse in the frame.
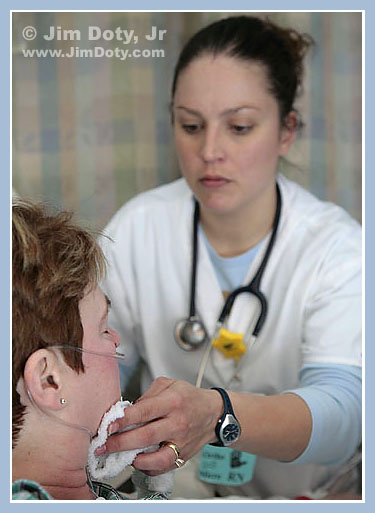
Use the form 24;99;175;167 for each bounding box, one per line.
100;16;361;499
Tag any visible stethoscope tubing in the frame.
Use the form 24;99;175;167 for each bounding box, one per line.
185;182;283;387
193;182;281;337
189;196;200;318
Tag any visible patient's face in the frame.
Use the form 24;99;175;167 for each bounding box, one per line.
69;285;121;434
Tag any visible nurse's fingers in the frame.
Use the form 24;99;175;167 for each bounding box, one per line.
113;400;165;433
114;383;180;431
132;444;181;473
105;417;179;455
136;376;176;402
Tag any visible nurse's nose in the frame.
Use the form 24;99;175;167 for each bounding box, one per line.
200;127;224;163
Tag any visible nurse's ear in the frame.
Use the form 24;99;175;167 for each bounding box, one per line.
278;110;299;156
22;349;66;412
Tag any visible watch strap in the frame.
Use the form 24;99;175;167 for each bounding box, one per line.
211;387;237;446
211;387;235;416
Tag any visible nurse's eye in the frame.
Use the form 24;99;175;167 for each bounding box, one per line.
182;124;202;134
230;125;253;135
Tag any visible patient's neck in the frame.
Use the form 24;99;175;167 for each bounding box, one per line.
13;419;93;500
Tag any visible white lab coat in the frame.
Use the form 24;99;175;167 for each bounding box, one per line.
101;174;361;499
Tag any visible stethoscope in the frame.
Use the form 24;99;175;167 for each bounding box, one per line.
174;183;282;383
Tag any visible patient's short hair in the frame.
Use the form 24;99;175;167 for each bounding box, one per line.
12;200;105;445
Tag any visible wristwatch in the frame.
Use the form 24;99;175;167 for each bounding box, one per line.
210;387;241;447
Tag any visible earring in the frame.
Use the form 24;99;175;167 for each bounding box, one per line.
60;398;67;405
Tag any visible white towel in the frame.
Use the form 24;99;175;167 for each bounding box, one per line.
88;399;174;495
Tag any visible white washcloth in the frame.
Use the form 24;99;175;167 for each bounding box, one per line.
88;399;174;496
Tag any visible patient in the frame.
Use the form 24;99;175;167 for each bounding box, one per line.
12;201;166;501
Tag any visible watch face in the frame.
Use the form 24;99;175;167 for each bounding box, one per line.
223;423;240;443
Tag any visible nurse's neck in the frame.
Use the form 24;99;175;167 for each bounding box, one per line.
199;184;277;258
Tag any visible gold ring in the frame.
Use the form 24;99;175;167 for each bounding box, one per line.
175;458;185;468
160;441;180;460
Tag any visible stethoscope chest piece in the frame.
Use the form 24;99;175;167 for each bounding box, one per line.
174;316;209;351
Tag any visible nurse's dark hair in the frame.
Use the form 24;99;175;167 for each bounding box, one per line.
171;15;313;125
12;200;106;447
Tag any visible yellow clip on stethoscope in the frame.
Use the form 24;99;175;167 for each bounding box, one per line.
174;183;282;387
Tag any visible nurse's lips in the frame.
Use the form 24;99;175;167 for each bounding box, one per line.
199;174;231;188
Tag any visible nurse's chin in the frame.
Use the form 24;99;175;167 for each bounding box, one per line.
198;193;239;215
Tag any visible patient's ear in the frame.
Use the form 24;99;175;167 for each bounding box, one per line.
23;349;65;411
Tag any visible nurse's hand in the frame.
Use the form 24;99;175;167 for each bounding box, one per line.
101;377;223;474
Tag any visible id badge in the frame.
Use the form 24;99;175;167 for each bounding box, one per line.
199;444;256;486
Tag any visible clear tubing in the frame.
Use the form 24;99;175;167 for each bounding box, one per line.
25;385;95;440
